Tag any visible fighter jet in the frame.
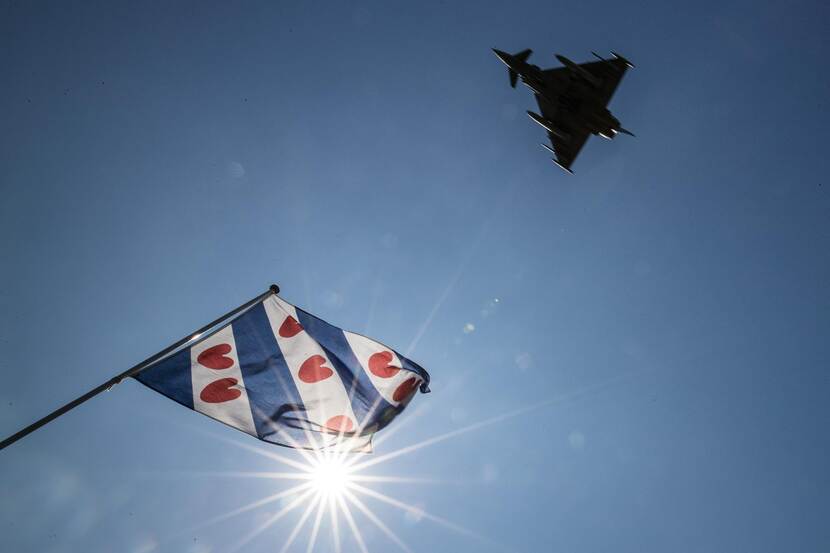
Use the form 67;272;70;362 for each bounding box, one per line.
493;48;634;173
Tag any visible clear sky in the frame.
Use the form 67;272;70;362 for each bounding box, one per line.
2;1;829;552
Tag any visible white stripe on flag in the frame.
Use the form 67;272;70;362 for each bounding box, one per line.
263;295;359;444
190;325;257;436
344;331;422;407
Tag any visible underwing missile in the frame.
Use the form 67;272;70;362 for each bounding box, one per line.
527;111;570;140
611;52;635;68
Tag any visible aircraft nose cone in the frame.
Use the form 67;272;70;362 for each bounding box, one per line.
492;49;510;64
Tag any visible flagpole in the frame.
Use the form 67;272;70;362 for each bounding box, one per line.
0;284;280;452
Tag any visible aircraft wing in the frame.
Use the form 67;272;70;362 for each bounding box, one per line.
542;66;568;81
534;93;559;124
578;58;630;106
535;94;591;173
546;128;590;173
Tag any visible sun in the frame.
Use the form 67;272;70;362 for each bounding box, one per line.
309;456;352;497
183;372;628;552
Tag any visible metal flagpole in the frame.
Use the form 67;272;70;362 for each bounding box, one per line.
0;284;280;452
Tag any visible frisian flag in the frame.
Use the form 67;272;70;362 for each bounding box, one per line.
135;293;430;452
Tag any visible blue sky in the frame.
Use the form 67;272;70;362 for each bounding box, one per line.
1;1;829;552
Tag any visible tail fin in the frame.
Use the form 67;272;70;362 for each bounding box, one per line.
509;49;532;88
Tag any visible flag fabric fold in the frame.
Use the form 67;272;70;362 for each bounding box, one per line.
135;294;429;452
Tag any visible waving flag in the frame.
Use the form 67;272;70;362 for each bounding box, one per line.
135;294;430;452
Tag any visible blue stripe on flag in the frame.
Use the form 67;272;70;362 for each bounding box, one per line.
230;303;305;444
134;347;193;409
401;356;430;392
295;308;393;426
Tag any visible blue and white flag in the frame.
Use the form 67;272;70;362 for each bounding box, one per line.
135;294;429;452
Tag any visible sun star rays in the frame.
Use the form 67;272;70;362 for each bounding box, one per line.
173;370;636;552
183;422;491;553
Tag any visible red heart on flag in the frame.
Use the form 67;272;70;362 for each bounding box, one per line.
279;315;303;338
393;377;419;403
368;351;400;378
200;378;242;403
324;415;354;433
197;343;234;370
298;355;334;383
